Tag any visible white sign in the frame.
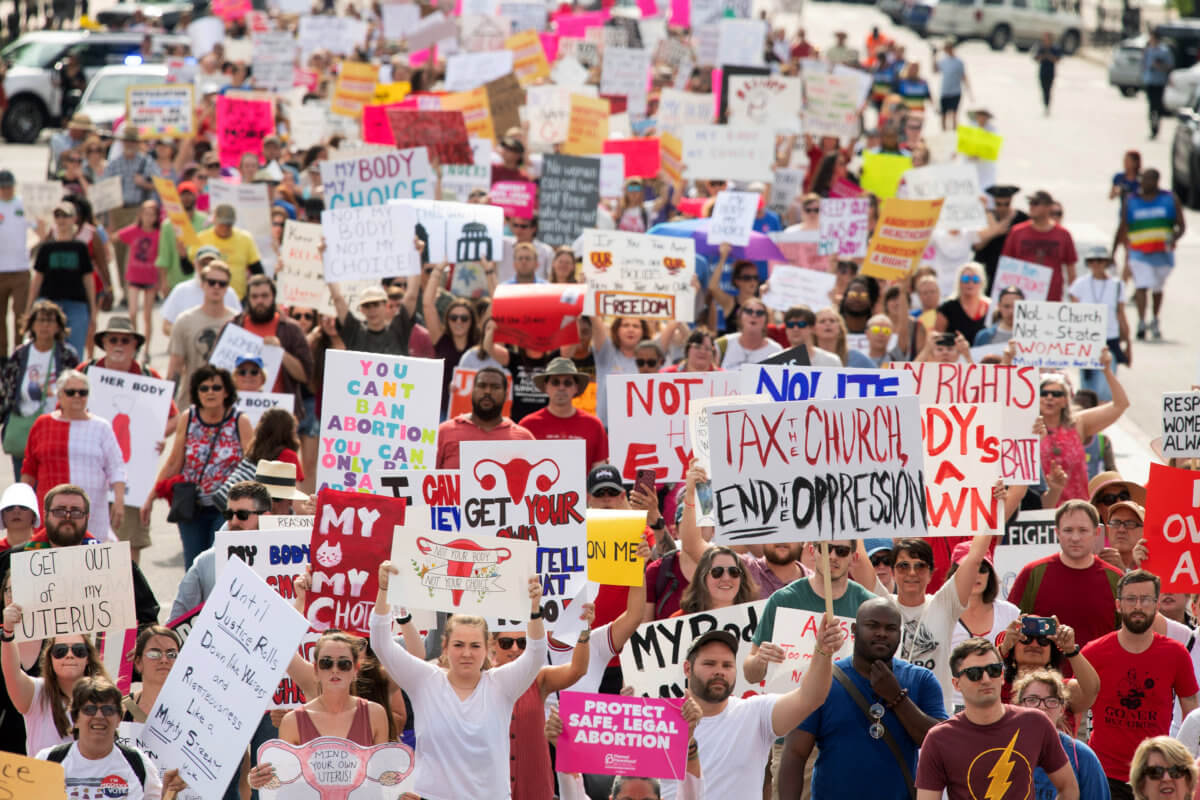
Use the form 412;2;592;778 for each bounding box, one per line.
656;89;713;134
276;220;331;314
87;366;173;506
726;74;801;134
764;608;854;694
87;176;123;215
322;204;420;280
405;10;456;51
601;47;651;114
209;325;285;389
599;153;626;197
1163;393;1200;459
187;16;225;56
10;542;135;642
761;265;837;312
319;147;434;210
923;403;1003;537
900;163;986;231
802;72;860;140
990;256;1052;305
581;229;697;321
139;558;308;796
1012;301;1107;369
207;180;274;276
252;32;298;94
681;125;773;182
20;181;63;221
445;50;515;92
818;197;870;258
214;529;310;587
381;2;421;40
388;199;503;263
258;515;316;531
716;19;766;67
287;104;330;151
235;391;295;427
707;190;758;247
768;167;806;217
297;15;367;57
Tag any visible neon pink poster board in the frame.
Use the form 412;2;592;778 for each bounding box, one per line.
216;95;274;169
602;139;660;179
556;691;688;779
490;180;537;219
256;737;415;800
362;104;398;145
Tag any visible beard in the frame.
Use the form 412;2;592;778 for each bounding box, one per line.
46;518;86;547
764;544;798;565
248;301;277;324
472;396;502;421
1123;610;1154;634
690;674;733;703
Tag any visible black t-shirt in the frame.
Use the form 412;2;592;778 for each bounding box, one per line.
975;210;1029;286
508;348;556;422
1035;44;1062;80
937;297;990;344
34;240;93;303
435;335;468;417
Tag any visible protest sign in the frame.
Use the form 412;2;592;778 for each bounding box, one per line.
680;125;772;182
252;32;298;93
656;88;713;133
86;367;172;506
862;197;943;280
297;15;368;57
445;50;516;93
305;489;404;634
86;176;123;215
538;155;600;246
761;265;837;312
485;73;525;137
860;152;913;199
381;1;420;40
438;89;497;144
557;692;687;779
922;403;1003;537
257;738;416;799
140;558;307;796
767;168;806;217
818;197;869;258
331;61;379;118
802;72;860;140
320;147;433;209
726;74;801;133
957;124;1003;161
892;362;1040;485
386;109;473;165
738;363;917;402
899;163;986;231
276;220;330;313
389;528;537;618
390;199;504;263
990;256;1052;305
127;84;193;139
207;179;274;275
216;95;274;168
601;47;652;114
599;154;625;196
448;367;513;419
602;139;660;180
214;529;310;605
1011;301;1107;368
526;85;575;148
362;102;400;146
581;229;696;322
1163;393;1200;459
606;371;741;482
706;190;758;247
259;515;316;531
507;29;552;85
706;395;926;543
461;15;510;52
209;325;284;388
622;601;766;698
442;137;492;201
586;510;648;586
405;10;455;51
18;181;61;221
763;608;855;694
502;1;547;31
0;752;65;799
322;204;419;280
1142;464;1200;592
10;542;134;642
448;262;489;300
995;509;1058;598
562;94;610;155
317;350;444;493
459;439;587;618
153;177;198;247
491;181;538;220
491;283;585;350
380;469;464;533
235;391;295;426
660;132;684;183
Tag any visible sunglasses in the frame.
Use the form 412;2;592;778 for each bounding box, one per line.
1019;634;1053;647
894;561;930;573
87;148;105;155
448;314;472;323
836;263;857;274
846;290;868;300
786;320;810;329
53;211;74;219
960;275;982;284
63;157;82;164
635;358;660;368
1019;695;1062;709
868;325;892;336
317;656;355;672
143;648;178;661
497;636;527;650
292;312;316;322
205;278;229;288
197;383;223;393
954;662;1004;681
63;388;88;397
591;487;622;498
77;703;119;717
387;292;405;302
803;205;820;214
1040;389;1066;398
626;183;644;191
235;367;262;376
742;308;767;317
1049;210;1063;217
222;508;262;521
205;162;221;169
708;565;743;579
547;376;577;387
828;545;853;558
511;222;533;229
1145;765;1190;780
870;553;893;567
49;507;86;519
52;643;89;659
1098;491;1131;505
736;273;760;282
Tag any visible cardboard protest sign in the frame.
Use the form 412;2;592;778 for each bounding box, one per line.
207;179;274;275
899;163;986;231
717;18;767;67
297;15;368;57
320;147;433;209
622;601;766;698
1011;301;1107;369
209;325;284;388
957;124;1003;161
726;74;801;133
738;364;917;402
538;155;600;246
995;509;1058;598
922;404;1003;537
215;528;310;599
127;84;193;139
860;152;913;199
252;32;298;93
586;510;648;586
761;265;837;312
235;391;295;426
892;362;1040;485
763;608;855;694
0;751;65;798
386;109;473;165
331;61;379;117
216;94;274;168
862;197;943;280
380;469;463;533
602;139;660;179
86;175;123;215
557;692;687;779
445;50;516;92
491;181;537;220
322;204;419;280
656;88;713;133
526;85;575;148
581;229;696;322
389;528;537;618
154;176;198;247
1141;464;1200;592
86;366;173;506
448;367;513;419
706;395;927;543
317;350;444;493
601;47;652;114
256;737;416;799
681;125;773;182
707;190;758;247
276;220;330;313
442;137;493;201
18;181;61;222
485;73;526;137
1164;393;1200;459
803;72;860;140
991;256;1052;305
507;29;552;85
562;94;611;156
459;439;587;618
388;199;503;263
139;558;307;796
10;542;134;641
818;197;869;258
491;283;585;350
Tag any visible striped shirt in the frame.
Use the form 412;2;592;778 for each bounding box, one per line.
1126;190;1177;267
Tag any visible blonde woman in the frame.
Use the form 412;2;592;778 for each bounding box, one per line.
933;262;991;345
813;306;850;364
1129;736;1197;800
1012;669;1107;800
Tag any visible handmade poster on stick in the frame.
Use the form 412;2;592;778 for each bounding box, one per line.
1011;301;1107;368
726;74;801;133
763;608;855;694
209;325;284;388
557;692;687;779
10;542;134;642
215;529;310;600
276;220;330;313
922;403;1003;537
1163;393;1200;460
490;283;585;351
707;191;758;247
388;199;503;263
680;125;773;182
899;163;986;231
761;266;837;312
320;147;433;209
586;510;648;586
154;177;198;247
0;751;66;798
818;197;870;258
538;155;600;246
385;109;473;165
862;197;944;280
85;366;172;506
802;72;859;140
1142;463;1200;592
739;364;917;402
256;737;416;799
389;528;536;618
322;204;419;280
216;94;274;168
990;256;1052;306
581;229;696;322
87;176;123;215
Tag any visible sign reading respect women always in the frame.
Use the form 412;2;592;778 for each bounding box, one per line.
86;366;173;506
389;529;537;618
317;350;444;494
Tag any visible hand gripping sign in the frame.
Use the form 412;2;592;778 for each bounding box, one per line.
256;737;415;799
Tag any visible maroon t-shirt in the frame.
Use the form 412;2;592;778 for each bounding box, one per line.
1007;554;1122;649
1000;222;1078;301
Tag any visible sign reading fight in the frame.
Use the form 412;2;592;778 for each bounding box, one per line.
581;229;696;322
557;692;688;779
1143;463;1200;592
317;350;443;493
1011;301;1107;368
380;469;463;532
1162;393;1200;459
86;366;173;506
10;542;135;642
256;737;416;799
459;439;587;620
705;396;927;543
922;403;1003;536
305;489;405;635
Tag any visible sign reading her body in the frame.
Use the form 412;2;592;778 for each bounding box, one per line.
256;737;415;799
388;529;537;618
581;229;696;322
86;366;173;506
10;542;135;641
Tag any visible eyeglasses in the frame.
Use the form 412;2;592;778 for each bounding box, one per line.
803;205;820;214
869;553;893;567
742;307;767;317
626;183;644;191
1040;389;1066;398
104;335;136;346
51;643;89;659
1119;594;1158;607
708;566;743;579
197;383;223;393
317;656;355;672
786;320;810;329
360;300;385;309
635;358;660;368
894;561;930;573
1098;490;1131;505
1107;519;1143;530
591;487;622;498
1019;695;1062;709
235;367;261;376
960;275;982;284
205;278;229;288
222;508;263;521
143;648;178;661
868;325;892;336
735;273;759;282
547;376;577;387
954;662;1004;681
1145;765;1191;780
1019;634;1053;647
63;388;88;397
511;221;533;229
292;312;316;322
49;507;86;519
53;211;73;219
497;636;527;650
448;314;471;323
77;703;119;718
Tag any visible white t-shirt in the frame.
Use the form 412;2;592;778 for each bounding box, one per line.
719;333;783;370
947;599;1022;712
35;741;162;799
369;612;546;800
898;581;966;710
160;277;242;324
18;344;55;416
545;623;618;711
1067;275;1123;339
1163;615;1200;738
593;338;638;426
661;694;779;800
24;677;73;755
0;197;33;272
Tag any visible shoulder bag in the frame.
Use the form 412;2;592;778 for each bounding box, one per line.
168;409;222;524
831;663;916;800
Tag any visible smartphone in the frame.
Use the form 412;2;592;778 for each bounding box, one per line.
635;469;656;497
936;334;956;348
1021;616;1057;638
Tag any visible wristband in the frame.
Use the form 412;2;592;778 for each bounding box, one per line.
1064;646;1081;658
577;630;591;643
814;647;830;658
649;518;666;530
396;614;412;625
530;608;543;620
687;740;699;759
885;688;908;709
1;630;13;642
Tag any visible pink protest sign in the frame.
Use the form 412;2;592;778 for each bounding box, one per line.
603;139;660;179
362;103;398;145
216;95;274;169
539;32;560;62
669;0;689;26
257;737;415;800
553;9;609;37
212;0;250;21
557;692;688;779
491;180;537;219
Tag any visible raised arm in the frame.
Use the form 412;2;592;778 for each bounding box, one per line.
770;616;842;736
538;604;594;699
679;460;711;565
1;605;35;713
1076;350;1129;440
706;243;735;316
952;535;993;607
370;561;440;687
422;265;445;342
608;540;649;651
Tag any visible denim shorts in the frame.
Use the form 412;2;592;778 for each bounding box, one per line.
298;393;319;437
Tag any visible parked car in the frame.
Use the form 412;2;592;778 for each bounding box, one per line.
73;63;170;132
904;1;937;36
96;0;209;32
924;0;1083;54
1165;62;1200;111
1173;95;1200;208
1109;35;1147;96
1108;22;1200;98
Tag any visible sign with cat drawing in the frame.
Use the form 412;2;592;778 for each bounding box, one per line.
85;366;173;506
388;529;537;618
304;489;406;636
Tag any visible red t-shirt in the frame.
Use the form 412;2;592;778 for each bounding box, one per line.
435;415;535;469
644;552;689;620
1006;554;1121;649
1083;632;1200;781
1000;222;1078;301
517;407;608;470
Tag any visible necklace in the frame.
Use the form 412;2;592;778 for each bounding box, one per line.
1088;276;1108;305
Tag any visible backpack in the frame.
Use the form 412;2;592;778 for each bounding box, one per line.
653;550;681;619
1018;560;1123;630
46;741;147;788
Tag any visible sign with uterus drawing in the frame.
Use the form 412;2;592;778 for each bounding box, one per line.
389;529;537;618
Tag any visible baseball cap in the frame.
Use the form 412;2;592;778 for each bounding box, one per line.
0;170;14;187
358;286;389;306
864;538;894;558
587;464;624;496
195;244;222;262
214;204;237;225
177;180;199;196
951;541;994;569
235;354;265;369
1083;244;1111;262
1107;500;1145;523
686;630;739;661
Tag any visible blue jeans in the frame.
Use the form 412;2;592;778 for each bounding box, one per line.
55;298;89;358
177;504;222;569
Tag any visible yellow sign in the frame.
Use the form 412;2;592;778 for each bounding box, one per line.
332;61;379;118
586;510;647;587
572;380;597;415
0;750;66;799
660;132;683;183
862;197;944;280
152;176;198;248
441;87;496;142
562;94;610;156
373;81;411;104
957;124;1004;161
859;151;912;199
506;30;550;86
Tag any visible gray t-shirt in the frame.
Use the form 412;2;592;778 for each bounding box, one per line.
937;56;965;97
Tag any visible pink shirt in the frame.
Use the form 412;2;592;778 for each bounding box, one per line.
435;415;535;469
117;224;161;286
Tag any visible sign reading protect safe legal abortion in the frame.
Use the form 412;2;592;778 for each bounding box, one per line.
557;692;688;779
1011;301;1107;368
10;542;135;642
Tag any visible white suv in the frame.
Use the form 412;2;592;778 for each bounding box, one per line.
925;0;1084;54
